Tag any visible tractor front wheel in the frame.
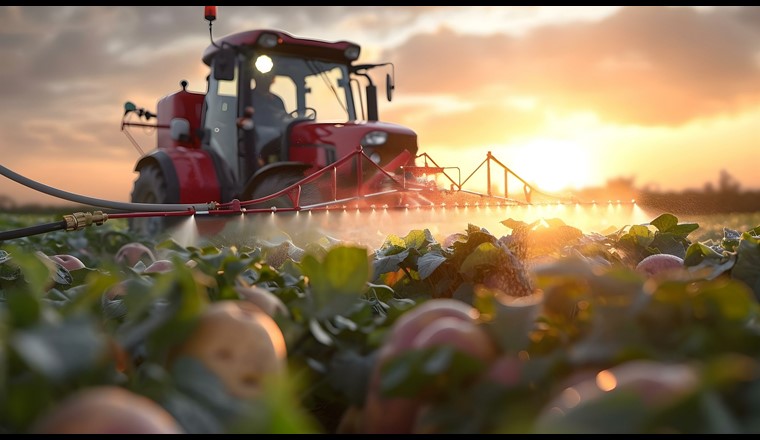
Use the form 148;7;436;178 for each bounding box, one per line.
244;170;323;210
129;164;180;239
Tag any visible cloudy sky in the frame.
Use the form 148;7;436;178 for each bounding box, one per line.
1;5;759;206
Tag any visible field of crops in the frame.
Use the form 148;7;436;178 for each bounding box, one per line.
1;209;760;433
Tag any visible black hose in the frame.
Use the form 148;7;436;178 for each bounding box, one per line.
0;163;215;212
0;220;67;241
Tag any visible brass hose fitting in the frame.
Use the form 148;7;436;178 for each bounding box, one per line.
63;211;109;232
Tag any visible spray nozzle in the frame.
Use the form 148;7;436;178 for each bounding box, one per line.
63;211;109;232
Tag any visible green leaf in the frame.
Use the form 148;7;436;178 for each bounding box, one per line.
380;346;486;399
11;315;107;384
487;294;543;353
626;224;655;248
650;213;678;232
301;246;370;319
649;234;686;257
459;242;500;279
403;229;434;250
171;356;245;422
417;252;447;280
668;223;700;238
730;233;760;300
309;318;333;346
327;350;374;406
162;388;226;434
372;249;409;277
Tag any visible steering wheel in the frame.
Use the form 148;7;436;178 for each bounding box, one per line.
289;107;317;120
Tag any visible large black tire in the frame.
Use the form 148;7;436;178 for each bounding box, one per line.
129;164;180;239
244;170;323;210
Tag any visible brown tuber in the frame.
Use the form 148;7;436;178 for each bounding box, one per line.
635;253;685;278
168;300;287;399
31;386;183;434
362;298;491;434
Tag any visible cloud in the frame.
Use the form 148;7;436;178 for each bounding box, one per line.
384;6;760;127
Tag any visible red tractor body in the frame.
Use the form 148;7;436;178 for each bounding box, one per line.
125;28;418;235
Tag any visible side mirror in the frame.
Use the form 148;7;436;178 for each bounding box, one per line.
213;48;236;81
170;118;191;142
386;73;394;102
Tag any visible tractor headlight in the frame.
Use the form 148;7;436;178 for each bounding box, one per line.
257;33;281;48
344;45;360;61
361;131;388;146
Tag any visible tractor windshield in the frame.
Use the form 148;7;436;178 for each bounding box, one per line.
248;53;356;122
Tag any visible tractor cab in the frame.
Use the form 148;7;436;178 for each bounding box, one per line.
202;36;363;193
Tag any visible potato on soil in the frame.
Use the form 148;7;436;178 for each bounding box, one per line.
168;300;287;399
362;299;486;434
234;284;290;318
48;254;86;271
114;242;156;267
535;360;700;433
143;259;174;274
635;254;685;278
31;385;183;434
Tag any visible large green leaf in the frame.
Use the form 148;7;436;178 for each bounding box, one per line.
301;246;370;319
417;252;447;280
730;233;760;300
372;249;409;277
650;213;679;232
459;242;500;280
11;315;108;384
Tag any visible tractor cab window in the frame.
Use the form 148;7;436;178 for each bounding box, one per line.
248;54;356;123
304;67;351;122
250;73;295;128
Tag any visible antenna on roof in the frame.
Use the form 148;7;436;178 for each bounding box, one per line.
204;6;221;49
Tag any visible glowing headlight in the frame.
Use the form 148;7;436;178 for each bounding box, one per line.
361;130;388;146
369;152;381;164
257;33;280;48
255;55;274;74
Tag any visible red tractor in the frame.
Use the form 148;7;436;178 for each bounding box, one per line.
122;8;419;236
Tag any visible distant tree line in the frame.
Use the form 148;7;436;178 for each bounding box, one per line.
574;170;760;215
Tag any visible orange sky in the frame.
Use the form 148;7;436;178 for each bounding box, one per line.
1;6;759;207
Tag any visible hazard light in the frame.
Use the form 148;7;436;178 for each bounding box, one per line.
204;6;217;22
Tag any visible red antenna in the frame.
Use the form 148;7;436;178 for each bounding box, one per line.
204;6;217;22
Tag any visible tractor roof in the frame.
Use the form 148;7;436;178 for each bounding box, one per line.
202;29;360;65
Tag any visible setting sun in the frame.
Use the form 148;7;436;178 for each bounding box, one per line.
500;138;598;193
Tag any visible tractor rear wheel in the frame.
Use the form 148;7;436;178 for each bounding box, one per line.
129;164;180;238
244;170;323;210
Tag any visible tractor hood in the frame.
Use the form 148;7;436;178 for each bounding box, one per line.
286;120;418;170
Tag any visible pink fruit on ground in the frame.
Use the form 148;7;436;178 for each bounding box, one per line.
484;354;524;388
49;254;86;271
143;259;174;274
635;254;685;278
235;285;290;318
411;316;497;363
535;360;700;433
31;386;184;434
168;300;287;399
363;299;481;434
115;242;155;267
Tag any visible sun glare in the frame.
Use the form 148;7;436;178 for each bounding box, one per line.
503;138;598;193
